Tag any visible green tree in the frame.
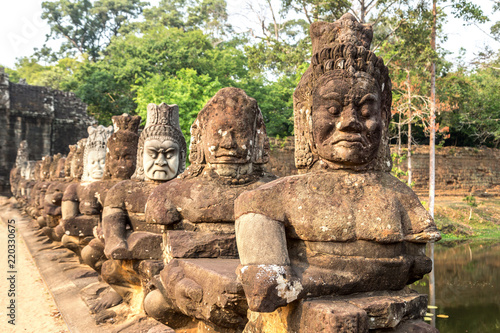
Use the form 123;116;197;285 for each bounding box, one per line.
73;23;248;124
40;0;146;61
5;56;81;90
133;68;223;142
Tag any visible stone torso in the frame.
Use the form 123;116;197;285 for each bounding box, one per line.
105;180;162;233
236;170;433;243
146;174;277;231
235;170;437;295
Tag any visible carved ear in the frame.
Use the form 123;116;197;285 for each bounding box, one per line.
294;99;314;170
177;149;187;175
252;110;269;165
131;142;145;180
188;120;205;165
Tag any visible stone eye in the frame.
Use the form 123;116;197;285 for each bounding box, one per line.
359;94;378;117
327;100;342;116
165;149;176;159
360;104;372;118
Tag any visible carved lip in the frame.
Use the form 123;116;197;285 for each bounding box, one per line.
215;149;245;159
330;134;367;147
213;156;246;163
91;170;103;177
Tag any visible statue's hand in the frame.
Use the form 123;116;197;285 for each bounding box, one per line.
236;264;303;313
174;278;203;315
145;194;181;225
104;238;129;260
51;192;64;206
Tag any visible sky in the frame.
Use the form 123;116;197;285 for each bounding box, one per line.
0;0;499;69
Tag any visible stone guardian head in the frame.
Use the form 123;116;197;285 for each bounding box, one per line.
82;125;113;182
102;113;141;180
132;103;186;181
187;87;269;179
294;13;392;173
71;138;87;180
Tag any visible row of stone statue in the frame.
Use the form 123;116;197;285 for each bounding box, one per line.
10;14;440;332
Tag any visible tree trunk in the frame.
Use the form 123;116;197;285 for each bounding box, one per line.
429;0;436;219
429;0;437;329
398;110;402;155
360;0;366;23
407;70;412;187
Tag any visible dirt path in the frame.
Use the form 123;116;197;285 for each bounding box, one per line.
0;199;68;333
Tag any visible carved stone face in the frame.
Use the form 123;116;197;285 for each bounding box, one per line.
107;145;136;180
143;139;180;181
202;111;254;165
312;73;383;166
87;150;106;181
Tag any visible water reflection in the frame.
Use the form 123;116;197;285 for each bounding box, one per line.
412;241;500;333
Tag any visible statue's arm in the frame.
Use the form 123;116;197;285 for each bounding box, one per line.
61;184;79;219
235;213;303;313
236;213;290;266
61;200;79;219
145;187;181;225
102;206;129;259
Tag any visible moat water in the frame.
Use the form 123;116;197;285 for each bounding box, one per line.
412;241;500;332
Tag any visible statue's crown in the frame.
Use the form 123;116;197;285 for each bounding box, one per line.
112;113;141;133
145;103;180;130
86;125;113;151
310;13;372;55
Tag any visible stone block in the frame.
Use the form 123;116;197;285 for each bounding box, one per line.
62;215;99;236
128;232;163;260
164;230;238;260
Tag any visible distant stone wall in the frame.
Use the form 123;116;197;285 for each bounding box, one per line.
392;146;500;196
265;137;297;177
265;136;500;196
0;68;95;194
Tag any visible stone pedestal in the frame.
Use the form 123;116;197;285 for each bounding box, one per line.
243;289;438;333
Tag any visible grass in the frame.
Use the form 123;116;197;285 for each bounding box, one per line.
431;197;500;242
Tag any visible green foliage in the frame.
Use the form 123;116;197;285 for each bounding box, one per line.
133;68;223;143
281;0;351;22
11;0;496;148
391;152;408;180
438;52;500;148
5;56;80;90
74;64;137;124
40;0;146;61
463;194;478;208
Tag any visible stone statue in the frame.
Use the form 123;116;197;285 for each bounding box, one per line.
97;103;186;320
74;114;142;272
36;138;86;241
143;87;275;330
59;125;113;253
10;140;29;198
25;161;42;218
31;155;53;227
234;14;441;331
17;160;36;205
71;138;87;180
39;153;68;240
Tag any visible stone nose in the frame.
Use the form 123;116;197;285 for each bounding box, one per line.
155;153;167;166
338;106;362;132
220;131;234;149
